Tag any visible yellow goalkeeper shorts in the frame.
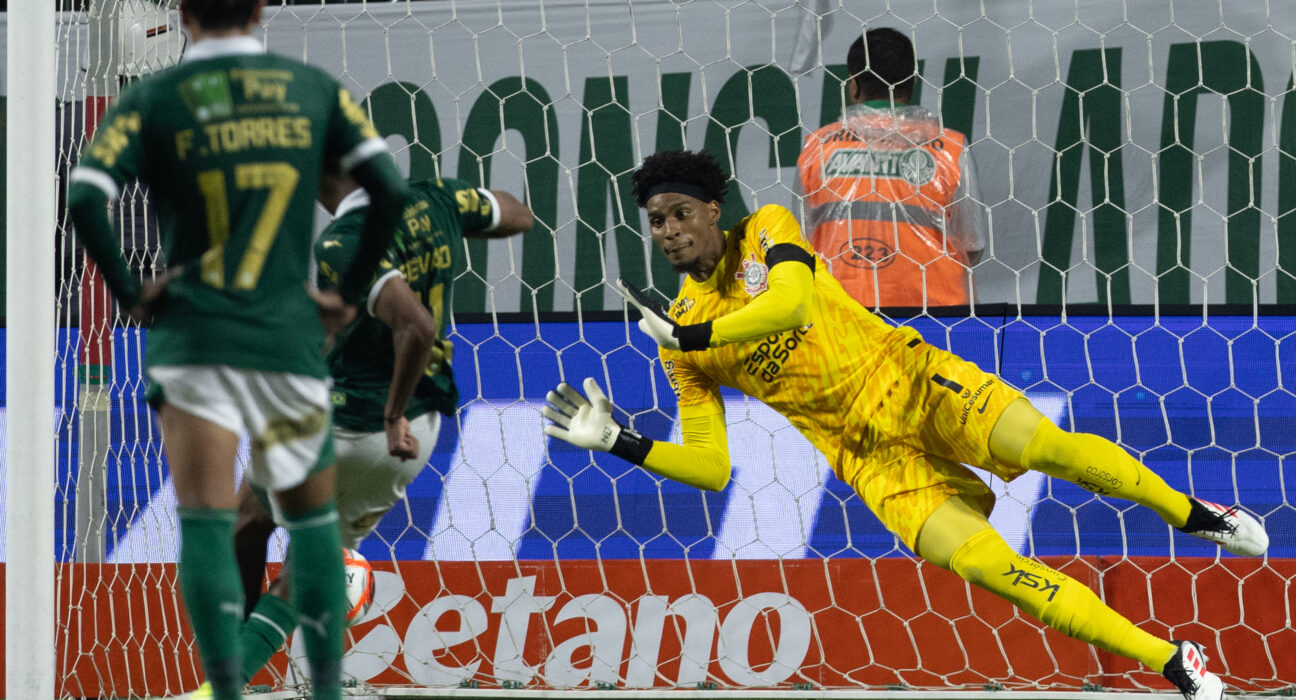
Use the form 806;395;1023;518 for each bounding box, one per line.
840;337;1027;549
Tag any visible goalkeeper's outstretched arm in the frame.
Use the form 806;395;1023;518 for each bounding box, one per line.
618;236;815;351
709;246;814;343
543;378;731;491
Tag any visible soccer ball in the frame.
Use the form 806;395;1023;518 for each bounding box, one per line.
343;548;375;627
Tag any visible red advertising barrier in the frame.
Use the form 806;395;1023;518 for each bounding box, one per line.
3;558;1291;697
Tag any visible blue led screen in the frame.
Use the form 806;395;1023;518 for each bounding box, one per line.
1;315;1291;563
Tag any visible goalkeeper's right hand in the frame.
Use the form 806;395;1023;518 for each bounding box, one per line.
542;377;653;464
615;278;713;351
615;278;681;350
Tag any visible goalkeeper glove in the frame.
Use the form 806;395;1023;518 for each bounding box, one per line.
615;278;712;351
542;377;652;464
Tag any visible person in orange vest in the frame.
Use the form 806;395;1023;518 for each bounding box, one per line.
799;27;986;309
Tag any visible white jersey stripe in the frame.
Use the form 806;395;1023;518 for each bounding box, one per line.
69;166;120;201
340;137;390;173
368;269;404;317
479;188;502;232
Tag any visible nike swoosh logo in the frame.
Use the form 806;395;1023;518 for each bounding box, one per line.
977;392;993;413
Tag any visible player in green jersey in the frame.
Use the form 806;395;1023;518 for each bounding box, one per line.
185;167;531;696
65;1;409;699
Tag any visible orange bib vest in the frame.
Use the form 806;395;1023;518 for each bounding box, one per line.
799;109;973;308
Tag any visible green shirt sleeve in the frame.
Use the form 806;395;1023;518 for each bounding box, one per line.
315;223;360;292
424;177;498;234
325;83;385;174
324;81;408;304
66;85;149;307
316;213;400;315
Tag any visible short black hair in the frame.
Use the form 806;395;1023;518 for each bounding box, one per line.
631;149;729;208
181;0;261;31
847;27;916;103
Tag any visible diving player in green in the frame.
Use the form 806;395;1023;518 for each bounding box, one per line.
65;1;408;698
192;168;532;695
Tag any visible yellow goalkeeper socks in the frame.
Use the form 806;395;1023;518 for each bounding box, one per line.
949;528;1176;671
1019;419;1191;528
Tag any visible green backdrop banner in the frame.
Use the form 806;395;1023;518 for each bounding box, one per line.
7;3;1296;314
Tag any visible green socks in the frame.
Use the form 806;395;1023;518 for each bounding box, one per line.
240;592;297;684
284;501;346;700
177;508;244;700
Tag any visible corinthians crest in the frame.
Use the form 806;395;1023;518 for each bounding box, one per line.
735;252;769;295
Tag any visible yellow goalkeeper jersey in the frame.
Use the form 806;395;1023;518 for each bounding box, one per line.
660;204;925;478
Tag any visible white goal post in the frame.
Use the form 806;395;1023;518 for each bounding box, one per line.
3;1;1294;698
4;0;56;698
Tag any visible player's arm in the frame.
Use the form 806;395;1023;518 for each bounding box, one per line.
435;179;533;241
620;206;816;351
370;271;438;459
66;96;146;312
461;189;533;239
337;154;408;304
708;245;814;343
542;378;731;491
640;402;730;491
327;86;411;305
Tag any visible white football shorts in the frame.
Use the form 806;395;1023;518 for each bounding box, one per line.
148;365;334;492
332;411;441;548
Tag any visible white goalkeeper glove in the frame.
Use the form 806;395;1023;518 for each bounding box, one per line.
542;377;653;464
615;278;712;351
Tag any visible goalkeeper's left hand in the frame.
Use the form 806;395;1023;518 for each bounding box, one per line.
615;278;712;351
543;378;653;464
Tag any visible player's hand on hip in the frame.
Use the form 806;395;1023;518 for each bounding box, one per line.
310;287;357;352
384;415;419;460
615;278;681;350
126;278;170;326
542;377;623;451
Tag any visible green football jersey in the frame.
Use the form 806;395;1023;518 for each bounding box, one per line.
316;178;496;432
72;38;386;377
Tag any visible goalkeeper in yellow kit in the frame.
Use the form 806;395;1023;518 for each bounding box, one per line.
542;150;1268;700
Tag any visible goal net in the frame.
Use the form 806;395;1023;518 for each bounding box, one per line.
6;0;1294;697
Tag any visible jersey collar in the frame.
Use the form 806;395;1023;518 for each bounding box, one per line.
183;36;265;62
334;188;371;219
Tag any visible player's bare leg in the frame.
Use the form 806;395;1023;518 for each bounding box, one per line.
234;481;278;614
914;494;1226;699
989;398;1267;557
159;404;245;700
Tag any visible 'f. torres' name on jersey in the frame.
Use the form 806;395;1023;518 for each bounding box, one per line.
176;116;312;160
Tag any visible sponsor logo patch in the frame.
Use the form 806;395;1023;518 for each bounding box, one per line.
823;147;937;186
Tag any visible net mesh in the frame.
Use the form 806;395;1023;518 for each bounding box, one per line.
34;1;1296;697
